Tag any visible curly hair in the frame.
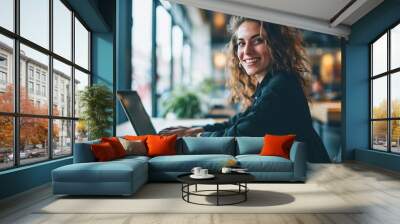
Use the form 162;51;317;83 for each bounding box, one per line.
226;16;311;109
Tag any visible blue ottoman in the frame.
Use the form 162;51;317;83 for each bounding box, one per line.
52;156;148;196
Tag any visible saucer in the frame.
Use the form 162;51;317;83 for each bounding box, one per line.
190;174;215;179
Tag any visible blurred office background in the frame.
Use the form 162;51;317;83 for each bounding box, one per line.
130;0;342;162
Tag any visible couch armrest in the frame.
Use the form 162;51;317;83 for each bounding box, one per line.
73;140;100;163
289;141;307;181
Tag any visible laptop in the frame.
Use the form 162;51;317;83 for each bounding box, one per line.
117;90;157;135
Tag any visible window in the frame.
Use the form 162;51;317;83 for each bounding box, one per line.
132;0;153;114
28;81;34;94
132;1;193;117
20;0;49;49
156;6;172;99
0;35;13;113
74;17;89;70
0;0;91;170
53;59;72;117
36;83;41;95
370;23;400;154
35;70;40;81
28;67;34;80
0;71;6;85
0;0;14;32
0;55;7;67
172;26;183;87
42;85;46;97
53;0;72;60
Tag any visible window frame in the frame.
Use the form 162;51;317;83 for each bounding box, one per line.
369;20;400;154
0;0;92;171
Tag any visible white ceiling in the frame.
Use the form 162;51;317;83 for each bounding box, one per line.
226;0;352;22
168;0;384;37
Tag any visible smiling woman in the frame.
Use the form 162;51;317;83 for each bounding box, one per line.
160;16;331;163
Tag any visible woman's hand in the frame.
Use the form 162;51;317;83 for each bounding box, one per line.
159;126;204;137
183;127;204;137
159;126;188;137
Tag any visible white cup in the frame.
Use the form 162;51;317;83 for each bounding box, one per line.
200;169;208;176
191;167;202;176
221;167;232;174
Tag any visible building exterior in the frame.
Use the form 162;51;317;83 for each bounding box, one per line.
0;41;74;152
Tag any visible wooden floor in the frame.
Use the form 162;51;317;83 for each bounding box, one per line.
1;162;400;224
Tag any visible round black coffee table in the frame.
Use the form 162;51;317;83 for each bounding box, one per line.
177;173;255;206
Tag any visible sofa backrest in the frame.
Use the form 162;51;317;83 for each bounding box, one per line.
235;137;263;155
178;137;235;155
73;139;100;163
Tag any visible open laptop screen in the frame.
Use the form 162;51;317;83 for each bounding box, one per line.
117;90;157;135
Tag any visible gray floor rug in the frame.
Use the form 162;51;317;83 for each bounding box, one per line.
37;183;362;214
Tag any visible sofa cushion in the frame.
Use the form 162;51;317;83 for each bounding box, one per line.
147;135;177;157
91;142;118;161
73;140;100;163
52;158;147;183
236;155;293;172
101;137;127;158
115;155;150;163
236;137;263;155
124;135;148;142
180;137;235;155
260;134;296;159
148;154;235;172
118;138;147;156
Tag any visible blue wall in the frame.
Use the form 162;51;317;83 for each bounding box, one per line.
345;0;400;170
115;0;132;125
0;158;72;199
92;33;114;87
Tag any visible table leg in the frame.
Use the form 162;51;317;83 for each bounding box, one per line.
195;184;197;192
245;183;247;201
217;184;219;206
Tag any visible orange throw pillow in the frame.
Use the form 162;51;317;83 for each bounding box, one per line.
101;137;127;158
91;142;118;161
260;134;296;159
124;135;148;142
146;135;177;157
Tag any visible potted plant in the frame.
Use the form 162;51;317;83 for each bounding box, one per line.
162;89;202;119
79;84;113;140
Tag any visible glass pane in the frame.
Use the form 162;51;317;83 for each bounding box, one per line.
0;116;13;170
391;24;400;70
74;18;89;70
0;0;14;31
372;77;387;119
0;34;14;112
53;0;72;60
372;33;387;76
53;119;72;157
132;0;153;114
75;120;88;143
372;121;387;151
172;26;183;87
53;59;72;117
391;120;400;153
74;69;89;118
156;6;171;96
391;72;400;118
20;117;49;165
20;0;49;49
20;44;49;115
182;43;191;85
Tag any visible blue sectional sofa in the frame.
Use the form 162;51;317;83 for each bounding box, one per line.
52;137;307;196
